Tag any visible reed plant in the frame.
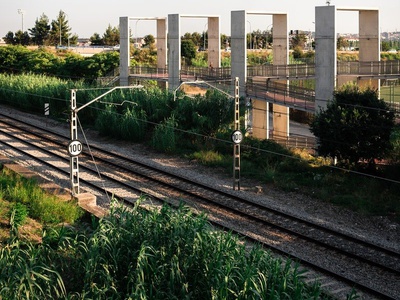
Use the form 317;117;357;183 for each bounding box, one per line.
74;201;330;299
0;192;333;299
151;115;178;153
0;73;86;117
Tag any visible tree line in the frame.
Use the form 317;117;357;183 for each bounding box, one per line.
3;10;120;47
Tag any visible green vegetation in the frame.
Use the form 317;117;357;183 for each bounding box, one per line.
0;163;332;299
381;84;400;103
0;71;399;220
0;45;119;81
0;194;332;299
310;84;395;167
0;169;84;228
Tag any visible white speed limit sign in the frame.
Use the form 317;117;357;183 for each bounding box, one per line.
231;130;243;144
67;140;83;157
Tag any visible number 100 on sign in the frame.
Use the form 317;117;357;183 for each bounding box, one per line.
68;140;83;156
231;130;243;144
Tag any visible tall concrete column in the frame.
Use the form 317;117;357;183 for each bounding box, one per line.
252;99;270;139
231;11;247;97
119;16;130;86
272;13;289;139
358;9;380;90
208;17;221;68
157;19;167;69
168;14;180;91
315;6;336;111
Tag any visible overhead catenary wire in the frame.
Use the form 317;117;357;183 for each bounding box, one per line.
0;86;399;186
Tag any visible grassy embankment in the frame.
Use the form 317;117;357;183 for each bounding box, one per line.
0;164;336;299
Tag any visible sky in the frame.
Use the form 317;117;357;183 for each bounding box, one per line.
2;0;399;39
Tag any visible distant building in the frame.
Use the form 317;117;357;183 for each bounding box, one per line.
77;38;90;47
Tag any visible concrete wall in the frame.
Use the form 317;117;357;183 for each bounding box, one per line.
271;14;289;138
119;17;130;86
231;11;247;96
358;9;380;90
208;17;221;68
157;19;167;69
315;6;336;111
168;14;181;91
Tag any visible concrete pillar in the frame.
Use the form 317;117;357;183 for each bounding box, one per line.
208;17;221;68
157;19;167;70
252;99;269;139
272;14;289;138
358;9;380;90
315;6;336;111
231;11;247;97
168;14;180;91
119;17;130;86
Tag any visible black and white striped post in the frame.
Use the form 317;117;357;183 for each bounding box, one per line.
231;77;242;190
69;85;142;196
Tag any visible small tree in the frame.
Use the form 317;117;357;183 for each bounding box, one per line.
3;31;15;45
90;33;103;46
181;39;196;66
29;14;51;46
49;10;71;46
310;84;395;168
102;24;119;46
142;34;155;48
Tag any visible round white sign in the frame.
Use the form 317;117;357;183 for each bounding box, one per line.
231;130;243;144
68;140;83;156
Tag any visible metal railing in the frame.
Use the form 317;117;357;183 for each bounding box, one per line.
246;79;315;112
180;66;231;81
337;60;400;76
129;66;168;79
269;134;317;151
247;64;316;78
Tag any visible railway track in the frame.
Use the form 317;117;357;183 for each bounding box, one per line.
0;112;399;299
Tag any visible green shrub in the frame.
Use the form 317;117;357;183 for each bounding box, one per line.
151;115;177;153
9;202;28;229
1;170;83;225
118;107;147;141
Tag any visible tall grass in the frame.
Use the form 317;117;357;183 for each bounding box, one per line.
0;241;67;299
0;199;332;299
74;201;330;299
0;170;83;225
0;73;87;116
151;115;177;153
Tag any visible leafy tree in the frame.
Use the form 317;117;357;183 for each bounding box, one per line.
14;30;30;46
143;34;155;48
290;31;307;49
102;24;119;46
90;33;103;46
49;10;71;46
3;31;15;45
80;51;119;79
310;84;395;168
337;36;349;50
191;32;202;47
29;14;51;46
292;46;303;59
4;30;30;45
181;39;197;65
381;41;391;52
221;33;229;49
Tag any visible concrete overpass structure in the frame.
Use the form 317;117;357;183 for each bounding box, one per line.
315;6;380;111
118;5;399;143
119;16;167;86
